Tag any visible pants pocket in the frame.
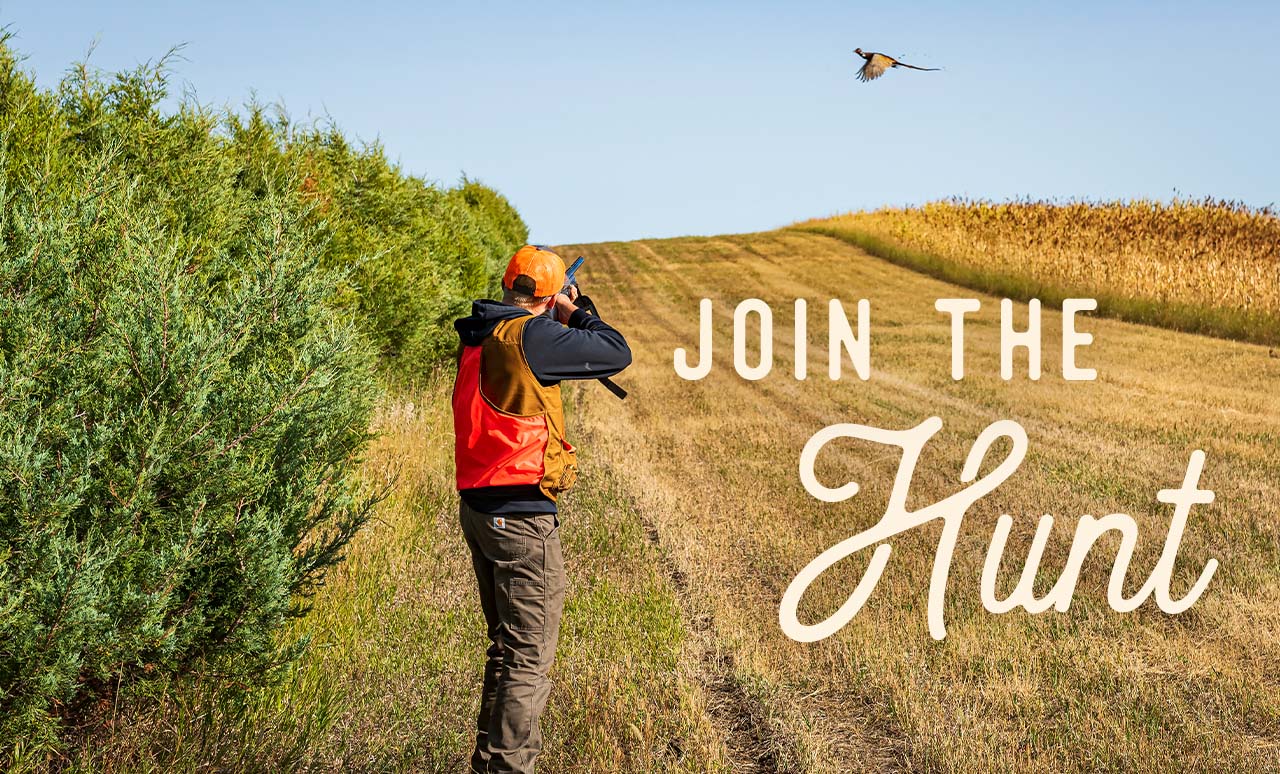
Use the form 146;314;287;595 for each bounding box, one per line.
505;578;546;632
488;534;527;564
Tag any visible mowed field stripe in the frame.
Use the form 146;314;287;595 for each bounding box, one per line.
560;231;1280;774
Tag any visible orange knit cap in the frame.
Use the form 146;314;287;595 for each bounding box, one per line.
503;245;566;298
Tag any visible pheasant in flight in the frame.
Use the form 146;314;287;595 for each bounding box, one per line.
854;48;940;82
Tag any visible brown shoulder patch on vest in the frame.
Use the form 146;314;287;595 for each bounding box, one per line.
480;315;544;416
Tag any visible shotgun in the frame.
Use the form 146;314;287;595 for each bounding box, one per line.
562;256;627;400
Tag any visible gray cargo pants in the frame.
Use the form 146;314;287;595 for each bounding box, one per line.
459;501;566;774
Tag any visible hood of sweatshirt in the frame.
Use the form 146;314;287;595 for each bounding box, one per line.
454;299;537;347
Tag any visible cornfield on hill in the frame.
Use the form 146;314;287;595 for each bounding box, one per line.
796;198;1280;345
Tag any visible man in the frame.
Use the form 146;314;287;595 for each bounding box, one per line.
451;244;632;774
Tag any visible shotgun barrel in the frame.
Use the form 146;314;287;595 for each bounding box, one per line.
563;255;626;400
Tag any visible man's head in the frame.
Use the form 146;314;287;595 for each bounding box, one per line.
503;245;565;313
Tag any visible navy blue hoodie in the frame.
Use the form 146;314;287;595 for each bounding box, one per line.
454;298;631;514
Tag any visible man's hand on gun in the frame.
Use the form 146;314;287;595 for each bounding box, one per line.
552;257;628;399
552;285;579;325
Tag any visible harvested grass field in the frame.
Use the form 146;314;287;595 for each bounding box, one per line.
796;200;1280;345
561;230;1280;773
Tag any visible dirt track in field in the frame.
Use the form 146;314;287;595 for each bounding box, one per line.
560;230;1280;773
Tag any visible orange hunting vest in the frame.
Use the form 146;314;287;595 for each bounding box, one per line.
452;314;578;500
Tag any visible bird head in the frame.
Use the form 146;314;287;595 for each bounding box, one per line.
854;48;863;55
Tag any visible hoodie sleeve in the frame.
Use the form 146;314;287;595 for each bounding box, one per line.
522;309;632;382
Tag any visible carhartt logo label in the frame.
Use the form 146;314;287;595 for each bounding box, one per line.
493;517;506;530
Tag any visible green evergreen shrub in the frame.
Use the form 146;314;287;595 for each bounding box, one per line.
0;37;526;757
275;128;529;375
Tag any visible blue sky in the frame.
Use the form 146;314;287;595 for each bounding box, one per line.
2;1;1277;244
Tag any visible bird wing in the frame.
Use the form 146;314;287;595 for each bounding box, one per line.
857;52;894;82
893;60;940;72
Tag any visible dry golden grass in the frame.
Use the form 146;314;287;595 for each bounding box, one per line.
299;382;730;772
796;199;1280;345
562;230;1280;773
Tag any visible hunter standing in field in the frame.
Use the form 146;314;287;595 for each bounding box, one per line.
451;245;632;774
